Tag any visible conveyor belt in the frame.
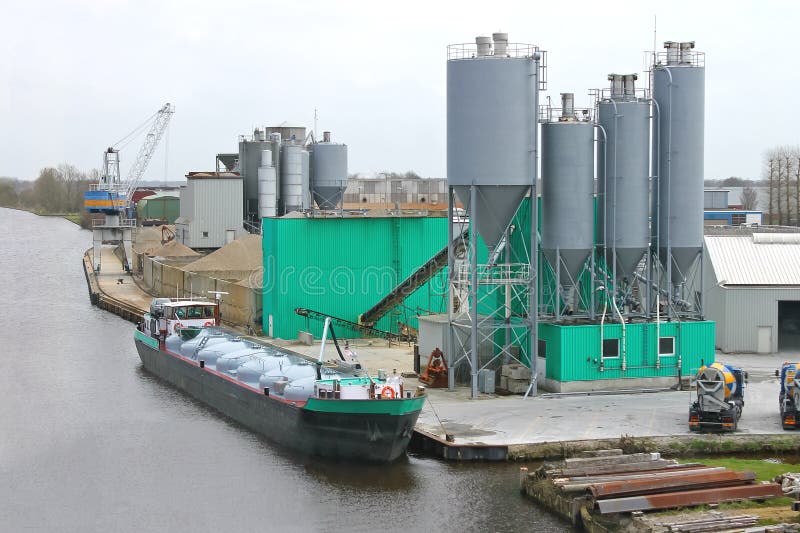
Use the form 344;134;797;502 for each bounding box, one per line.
295;308;413;342
358;231;467;327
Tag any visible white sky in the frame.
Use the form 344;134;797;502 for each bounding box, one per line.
2;0;797;182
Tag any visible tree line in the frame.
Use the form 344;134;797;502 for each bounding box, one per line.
0;164;99;220
765;146;800;226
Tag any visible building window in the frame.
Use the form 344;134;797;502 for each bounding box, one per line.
659;337;675;356
202;231;209;238
538;339;546;359
602;338;619;359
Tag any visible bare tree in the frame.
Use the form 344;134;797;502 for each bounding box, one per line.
741;186;758;210
768;158;774;224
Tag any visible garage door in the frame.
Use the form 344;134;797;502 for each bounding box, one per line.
778;301;800;351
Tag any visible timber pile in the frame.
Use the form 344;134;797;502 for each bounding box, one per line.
523;449;784;532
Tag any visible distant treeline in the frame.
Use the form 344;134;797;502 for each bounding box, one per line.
0;164;99;226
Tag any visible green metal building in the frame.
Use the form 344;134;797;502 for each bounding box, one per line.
137;192;180;223
538;320;715;392
261;216;449;339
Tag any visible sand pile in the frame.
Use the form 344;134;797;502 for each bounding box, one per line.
148;239;200;258
133;226;166;254
186;234;262;272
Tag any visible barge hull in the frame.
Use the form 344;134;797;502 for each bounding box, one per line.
135;339;419;462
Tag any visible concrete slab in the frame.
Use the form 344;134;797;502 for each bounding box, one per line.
93;246;152;312
413;352;794;448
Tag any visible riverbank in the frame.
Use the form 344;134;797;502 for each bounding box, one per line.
81;231;800;464
4;205;82;225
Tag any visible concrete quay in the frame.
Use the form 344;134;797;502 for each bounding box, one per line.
84;248;800;462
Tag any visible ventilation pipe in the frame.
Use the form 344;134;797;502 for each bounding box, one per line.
608;74;624;99
492;32;508;56
623;74;637;98
560;93;575;120
475;36;492;56
664;41;680;65
679;41;695;63
322;131;331;143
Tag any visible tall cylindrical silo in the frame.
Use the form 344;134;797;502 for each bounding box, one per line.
257;149;277;218
239;129;273;221
310;141;348;210
541;94;594;291
447;36;540;250
597;74;651;281
652;41;705;283
301;149;311;210
280;144;304;214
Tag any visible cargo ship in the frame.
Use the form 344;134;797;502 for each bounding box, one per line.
134;298;425;462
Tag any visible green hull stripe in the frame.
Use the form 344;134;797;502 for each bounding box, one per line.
135;330;160;349
304;396;425;415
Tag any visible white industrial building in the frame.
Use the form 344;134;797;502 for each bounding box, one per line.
703;232;800;354
175;172;244;248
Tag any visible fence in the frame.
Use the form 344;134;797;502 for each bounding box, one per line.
141;254;262;331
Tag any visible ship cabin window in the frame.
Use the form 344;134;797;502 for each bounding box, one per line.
203;306;215;318
602;338;619;359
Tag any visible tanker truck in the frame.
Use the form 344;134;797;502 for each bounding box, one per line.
688;362;745;432
778;362;800;429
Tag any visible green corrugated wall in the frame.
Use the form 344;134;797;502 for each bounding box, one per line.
262;216;449;339
539;320;715;382
137;197;180;223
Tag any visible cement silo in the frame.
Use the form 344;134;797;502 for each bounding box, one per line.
652;41;705;284
301;149;311;209
447;33;543;398
309;132;348;210
447;34;540;251
597;74;651;282
257;149;277;218
239;128;273;222
280;144;304;214
541;93;594;304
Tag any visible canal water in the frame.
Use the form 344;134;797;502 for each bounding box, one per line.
0;208;567;532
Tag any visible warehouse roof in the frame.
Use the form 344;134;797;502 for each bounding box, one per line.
704;233;800;286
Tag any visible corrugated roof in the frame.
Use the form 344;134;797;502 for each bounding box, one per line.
705;234;800;285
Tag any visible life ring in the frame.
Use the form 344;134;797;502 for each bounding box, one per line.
203;321;213;327
380;386;396;399
174;322;184;333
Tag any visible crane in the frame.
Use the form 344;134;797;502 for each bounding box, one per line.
85;103;175;271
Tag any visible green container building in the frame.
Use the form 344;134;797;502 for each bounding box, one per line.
261;216;449;339
538;320;715;392
137;193;180;223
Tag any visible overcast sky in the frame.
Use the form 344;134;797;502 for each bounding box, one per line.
2;0;797;182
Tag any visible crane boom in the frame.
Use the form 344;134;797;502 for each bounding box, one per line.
122;103;174;203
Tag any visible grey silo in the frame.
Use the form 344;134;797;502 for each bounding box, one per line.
597;74;651;281
310;140;348;210
541;96;594;289
446;41;538;249
652;41;705;283
238;131;273;220
280;144;304;214
301;149;311;210
257;149;277;218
